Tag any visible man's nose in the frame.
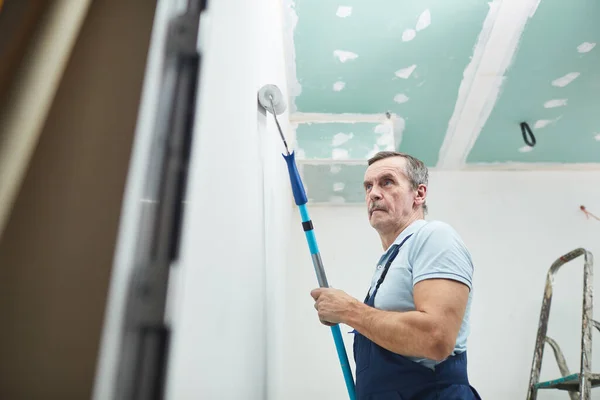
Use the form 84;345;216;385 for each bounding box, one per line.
369;186;382;201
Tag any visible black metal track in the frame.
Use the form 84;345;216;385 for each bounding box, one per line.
113;1;206;399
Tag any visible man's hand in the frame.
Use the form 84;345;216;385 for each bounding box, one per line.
310;288;361;326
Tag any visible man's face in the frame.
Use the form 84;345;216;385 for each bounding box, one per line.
363;156;423;232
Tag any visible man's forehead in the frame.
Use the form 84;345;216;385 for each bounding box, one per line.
364;157;406;180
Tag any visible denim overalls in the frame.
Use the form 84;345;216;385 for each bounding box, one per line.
352;234;481;399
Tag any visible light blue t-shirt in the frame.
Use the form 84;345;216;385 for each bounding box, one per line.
366;219;474;369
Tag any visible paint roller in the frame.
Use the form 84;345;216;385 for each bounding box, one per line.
257;84;356;400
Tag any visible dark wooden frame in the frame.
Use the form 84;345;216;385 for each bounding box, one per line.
0;0;50;107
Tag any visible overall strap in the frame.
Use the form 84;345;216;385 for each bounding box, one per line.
365;233;414;303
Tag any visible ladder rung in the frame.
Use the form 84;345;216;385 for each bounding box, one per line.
535;373;600;391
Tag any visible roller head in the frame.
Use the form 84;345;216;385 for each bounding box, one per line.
258;84;287;115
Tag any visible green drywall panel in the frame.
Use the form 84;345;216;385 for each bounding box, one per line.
301;163;367;203
295;122;395;160
292;0;491;166
467;0;600;164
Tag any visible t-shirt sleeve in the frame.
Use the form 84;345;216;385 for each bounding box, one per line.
409;221;474;290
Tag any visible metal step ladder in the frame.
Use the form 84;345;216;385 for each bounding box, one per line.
527;248;596;400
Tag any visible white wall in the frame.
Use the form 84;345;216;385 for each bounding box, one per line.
163;0;293;399
282;170;600;399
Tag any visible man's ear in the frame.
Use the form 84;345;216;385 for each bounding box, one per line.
414;184;427;206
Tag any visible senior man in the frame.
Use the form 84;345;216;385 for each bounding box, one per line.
311;151;480;399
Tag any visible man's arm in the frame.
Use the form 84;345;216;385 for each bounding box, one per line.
312;221;474;361
343;278;469;361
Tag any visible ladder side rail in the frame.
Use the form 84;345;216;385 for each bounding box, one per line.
527;248;591;400
578;250;594;400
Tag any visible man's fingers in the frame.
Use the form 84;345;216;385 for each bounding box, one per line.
312;288;338;326
310;288;322;300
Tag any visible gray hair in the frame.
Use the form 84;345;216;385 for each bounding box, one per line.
367;151;429;215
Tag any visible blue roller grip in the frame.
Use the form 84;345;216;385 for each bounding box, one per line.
283;152;356;400
282;151;308;205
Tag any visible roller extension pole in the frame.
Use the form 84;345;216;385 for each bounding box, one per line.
258;83;355;399
282;151;356;400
